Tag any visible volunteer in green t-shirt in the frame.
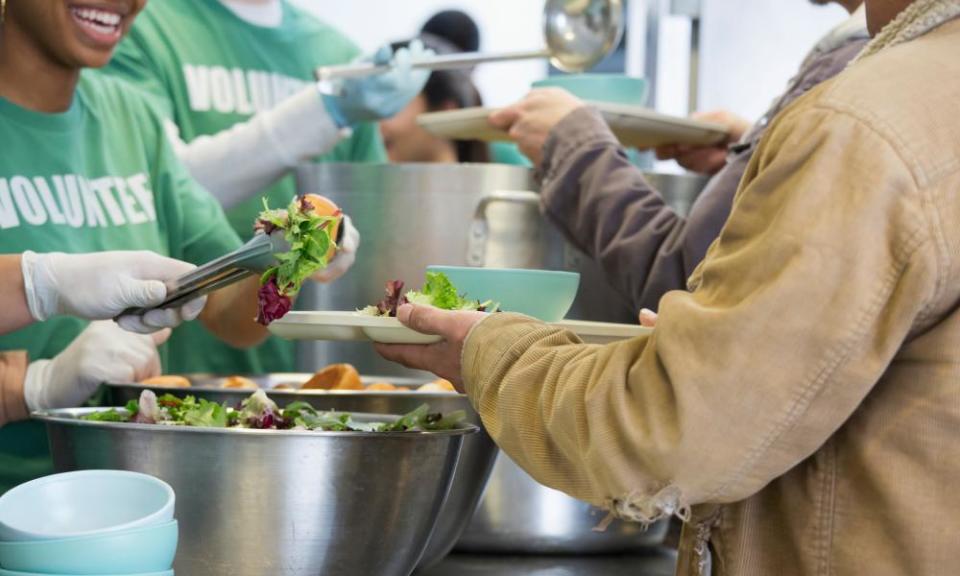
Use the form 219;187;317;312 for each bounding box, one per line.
104;0;431;375
0;0;271;491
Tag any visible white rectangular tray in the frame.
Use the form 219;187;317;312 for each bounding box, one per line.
417;103;729;149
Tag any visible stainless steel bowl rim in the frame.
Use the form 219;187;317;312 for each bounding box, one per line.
33;408;479;439
107;382;468;400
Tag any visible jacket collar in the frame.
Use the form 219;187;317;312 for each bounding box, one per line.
857;0;960;60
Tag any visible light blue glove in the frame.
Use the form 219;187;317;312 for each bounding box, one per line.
323;40;432;128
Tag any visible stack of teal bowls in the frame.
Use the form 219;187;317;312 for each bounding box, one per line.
0;471;177;576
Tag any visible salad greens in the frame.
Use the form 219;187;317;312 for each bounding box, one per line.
255;196;341;325
82;390;467;433
361;272;498;317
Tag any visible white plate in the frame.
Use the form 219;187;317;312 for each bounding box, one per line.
267;311;367;341
417;104;729;148
554;319;652;345
270;312;651;346
268;312;442;344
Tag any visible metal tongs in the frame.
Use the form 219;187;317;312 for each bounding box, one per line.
122;231;291;317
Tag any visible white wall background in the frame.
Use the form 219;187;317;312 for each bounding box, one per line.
696;0;849;120
292;0;850;120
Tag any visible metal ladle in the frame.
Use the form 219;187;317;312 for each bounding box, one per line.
314;0;625;81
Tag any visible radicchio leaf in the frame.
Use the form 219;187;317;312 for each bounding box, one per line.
376;280;409;317
240;389;282;429
256;276;292;326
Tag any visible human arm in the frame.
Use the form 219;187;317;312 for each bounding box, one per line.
0;322;169;427
0;252;205;336
495;89;742;311
151;43;424;210
165;86;345;210
0;257;32;335
199;276;267;348
0;352;30;426
654;110;750;175
379;107;937;519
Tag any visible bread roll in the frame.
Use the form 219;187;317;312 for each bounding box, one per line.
221;376;258;390
301;194;342;258
140;375;191;388
303;364;363;390
366;382;398;391
417;379;457;393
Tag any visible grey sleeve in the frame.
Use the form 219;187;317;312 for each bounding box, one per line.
537;39;866;313
538;107;744;312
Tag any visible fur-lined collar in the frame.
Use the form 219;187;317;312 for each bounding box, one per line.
857;0;960;60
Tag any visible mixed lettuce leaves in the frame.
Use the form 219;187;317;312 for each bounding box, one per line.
360;272;498;317
82;390;466;433
255;197;341;325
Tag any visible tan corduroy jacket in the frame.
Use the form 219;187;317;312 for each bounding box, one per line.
463;13;960;576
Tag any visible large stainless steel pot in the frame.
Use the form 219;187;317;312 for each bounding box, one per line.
294;163;708;555
36;407;476;576
107;375;499;571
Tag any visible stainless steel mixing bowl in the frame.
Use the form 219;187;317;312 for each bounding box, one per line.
106;376;499;570
35;408;476;576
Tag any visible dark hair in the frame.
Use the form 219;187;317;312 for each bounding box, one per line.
391;34;490;163
421;10;480;53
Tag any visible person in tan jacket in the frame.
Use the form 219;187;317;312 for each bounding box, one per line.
0;251;204;427
378;0;960;574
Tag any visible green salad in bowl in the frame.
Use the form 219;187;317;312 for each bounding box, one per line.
83;389;466;433
359;271;499;318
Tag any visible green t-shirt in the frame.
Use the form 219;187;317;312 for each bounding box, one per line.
104;0;387;375
0;72;242;492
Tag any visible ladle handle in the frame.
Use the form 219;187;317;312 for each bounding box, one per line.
315;48;552;81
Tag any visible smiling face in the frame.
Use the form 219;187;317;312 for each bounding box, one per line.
7;0;145;69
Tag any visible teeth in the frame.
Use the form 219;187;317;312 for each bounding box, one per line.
71;6;121;29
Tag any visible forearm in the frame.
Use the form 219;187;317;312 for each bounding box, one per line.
0;256;36;335
172;85;345;210
539;108;694;312
199;277;269;348
0;351;29;426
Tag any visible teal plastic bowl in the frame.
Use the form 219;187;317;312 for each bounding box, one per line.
428;266;580;322
0;470;174;541
0;571;172;576
533;74;649;106
0;521;177;575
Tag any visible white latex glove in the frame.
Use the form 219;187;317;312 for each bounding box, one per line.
24;321;169;411
21;251;207;334
312;215;360;283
